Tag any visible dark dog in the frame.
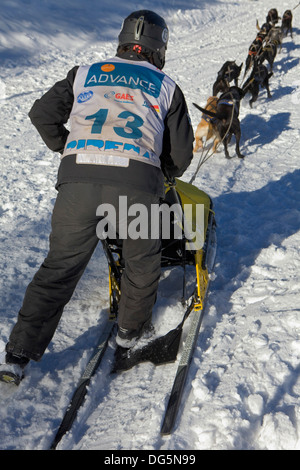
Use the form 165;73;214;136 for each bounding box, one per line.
258;39;277;71
193;86;245;159
242;60;273;107
255;21;272;45
212;61;243;95
281;10;293;38
245;39;263;75
256;20;272;36
266;8;280;25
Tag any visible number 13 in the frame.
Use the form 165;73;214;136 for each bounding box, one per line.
85;108;143;139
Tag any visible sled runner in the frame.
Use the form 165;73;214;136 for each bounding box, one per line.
104;177;217;371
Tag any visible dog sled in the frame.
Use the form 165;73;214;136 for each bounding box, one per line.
50;179;217;448
102;177;217;371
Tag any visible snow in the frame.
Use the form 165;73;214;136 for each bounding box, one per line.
0;0;300;451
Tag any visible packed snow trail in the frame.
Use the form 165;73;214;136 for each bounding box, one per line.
1;0;300;450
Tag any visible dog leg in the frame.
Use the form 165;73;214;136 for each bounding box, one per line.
193;137;203;152
206;128;213;142
223;135;231;159
212;135;221;153
194;125;207;152
224;144;230;159
236;146;245;159
264;80;272;98
249;84;259;108
268;56;273;72
234;127;245;159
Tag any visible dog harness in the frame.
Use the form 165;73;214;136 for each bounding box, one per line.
218;98;239;116
218;99;234;106
202;114;217;124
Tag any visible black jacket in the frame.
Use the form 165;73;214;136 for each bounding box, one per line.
28;60;194;197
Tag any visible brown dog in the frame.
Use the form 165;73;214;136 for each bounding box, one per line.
193;86;245;159
193;96;219;153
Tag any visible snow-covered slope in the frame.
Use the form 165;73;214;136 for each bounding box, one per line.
0;0;300;450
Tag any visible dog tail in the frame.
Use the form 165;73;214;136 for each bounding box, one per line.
193;102;220;119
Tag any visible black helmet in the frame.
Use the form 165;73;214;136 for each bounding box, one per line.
118;10;169;69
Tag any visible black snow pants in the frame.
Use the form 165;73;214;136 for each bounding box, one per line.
6;183;161;361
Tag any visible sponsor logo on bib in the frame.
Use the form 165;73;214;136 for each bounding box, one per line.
85;62;164;98
77;91;94;103
104;90;134;103
101;64;115;72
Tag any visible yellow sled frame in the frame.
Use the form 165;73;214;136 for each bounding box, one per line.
107;178;213;318
194;250;209;311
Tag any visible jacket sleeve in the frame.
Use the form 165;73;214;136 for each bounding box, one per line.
160;84;194;179
28;66;79;154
